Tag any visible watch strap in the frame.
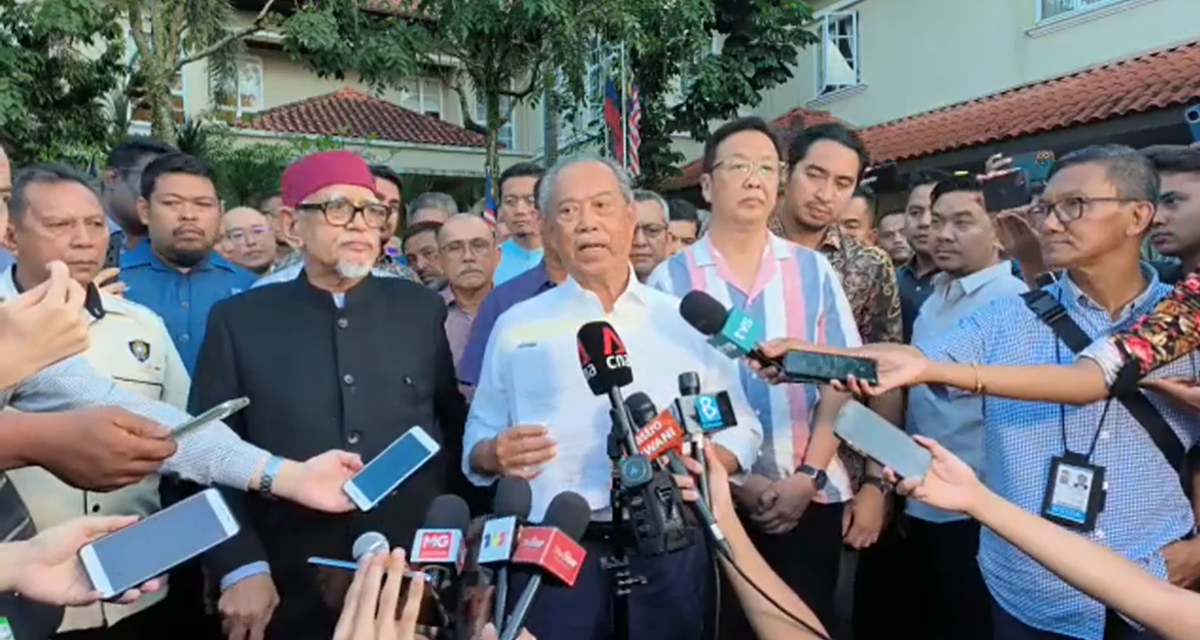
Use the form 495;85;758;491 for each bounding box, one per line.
259;456;284;499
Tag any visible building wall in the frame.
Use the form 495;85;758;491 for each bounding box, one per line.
756;0;1200;129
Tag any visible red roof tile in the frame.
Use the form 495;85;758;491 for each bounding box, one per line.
662;107;845;190
238;88;485;148
664;38;1200;189
859;38;1200;163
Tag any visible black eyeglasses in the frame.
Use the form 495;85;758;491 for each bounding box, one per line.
295;199;391;229
1027;197;1136;226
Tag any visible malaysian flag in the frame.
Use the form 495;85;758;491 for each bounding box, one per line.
604;75;626;166
626;79;642;177
483;165;497;227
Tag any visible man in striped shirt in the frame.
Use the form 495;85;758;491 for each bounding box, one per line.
648;116;859;632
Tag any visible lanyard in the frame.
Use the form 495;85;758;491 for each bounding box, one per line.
1051;288;1109;461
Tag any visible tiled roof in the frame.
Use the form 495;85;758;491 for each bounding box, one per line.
662;107;846;190
664;38;1200;189
859;37;1200;163
238;88;486;148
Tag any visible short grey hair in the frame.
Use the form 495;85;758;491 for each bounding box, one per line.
406;192;458;224
1052;144;1160;202
537;154;634;216
10;164;98;224
632;189;670;223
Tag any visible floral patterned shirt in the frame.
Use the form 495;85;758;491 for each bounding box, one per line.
1109;268;1200;377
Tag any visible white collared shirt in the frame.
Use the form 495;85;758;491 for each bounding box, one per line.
463;271;763;520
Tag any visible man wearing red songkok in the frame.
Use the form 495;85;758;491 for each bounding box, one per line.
189;150;472;640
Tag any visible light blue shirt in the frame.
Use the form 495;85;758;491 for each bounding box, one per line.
120;241;256;374
463;270;762;520
918;265;1199;639
905;261;1026;523
492;239;544;285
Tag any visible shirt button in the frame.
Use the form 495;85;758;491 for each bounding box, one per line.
182;301;189;309
1100;431;1110;440
343;374;355;385
337;318;349;329
180;334;190;343
1095;530;1106;540
347;432;361;445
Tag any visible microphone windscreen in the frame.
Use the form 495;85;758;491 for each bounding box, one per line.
576;321;633;394
494;477;533;519
624;391;658;428
352;531;390;561
423;494;472;533
541;491;592;542
679;290;730;336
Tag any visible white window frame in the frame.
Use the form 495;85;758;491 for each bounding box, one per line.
475;92;516;150
814;11;860;97
216;56;264;119
1036;0;1131;22
400;77;444;120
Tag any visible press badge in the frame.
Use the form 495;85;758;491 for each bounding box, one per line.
1040;454;1106;532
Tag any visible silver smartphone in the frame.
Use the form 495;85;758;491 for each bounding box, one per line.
79;488;240;599
171;397;250;440
833;400;932;480
342;426;441;512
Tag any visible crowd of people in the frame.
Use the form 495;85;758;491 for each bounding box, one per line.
3;109;1200;640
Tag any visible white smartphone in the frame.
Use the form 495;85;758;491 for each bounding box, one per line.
343;426;441;512
171;397;250;440
79;488;240;599
833;400;932;480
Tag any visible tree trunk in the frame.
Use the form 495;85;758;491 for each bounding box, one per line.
542;68;559;165
146;72;176;145
486;91;502;201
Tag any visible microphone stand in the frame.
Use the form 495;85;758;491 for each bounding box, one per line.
602;392;646;640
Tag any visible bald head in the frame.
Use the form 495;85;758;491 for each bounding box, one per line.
438;213;493;243
220;206;274;273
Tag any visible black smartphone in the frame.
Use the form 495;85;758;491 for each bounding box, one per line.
781;350;879;386
982;169;1032;213
863;161;899;192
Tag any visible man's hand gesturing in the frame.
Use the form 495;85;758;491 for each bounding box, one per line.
30;408;178;491
0;261;89;387
490;425;557;480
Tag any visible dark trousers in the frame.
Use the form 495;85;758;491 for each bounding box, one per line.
851;511;916;640
992;599;1166;640
505;534;712;640
718;502;844;639
904;518;991;640
53;600;178;640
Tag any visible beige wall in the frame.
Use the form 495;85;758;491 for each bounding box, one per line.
755;0;1198;129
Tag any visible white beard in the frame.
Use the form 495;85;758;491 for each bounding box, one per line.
336;260;372;279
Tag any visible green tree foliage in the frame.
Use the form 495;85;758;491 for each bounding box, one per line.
635;0;817;188
0;0;126;164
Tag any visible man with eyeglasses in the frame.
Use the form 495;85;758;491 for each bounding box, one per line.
189;150;472;640
436;213;499;390
630;189;671;282
219;207;275;275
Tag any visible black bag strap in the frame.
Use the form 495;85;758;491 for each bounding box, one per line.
1021;290;1187;473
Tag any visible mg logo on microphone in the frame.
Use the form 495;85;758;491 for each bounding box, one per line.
412;529;457;563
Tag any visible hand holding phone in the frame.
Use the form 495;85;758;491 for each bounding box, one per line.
833;400;931;481
79;488;240;600
982;169;1033;213
31;407;178;492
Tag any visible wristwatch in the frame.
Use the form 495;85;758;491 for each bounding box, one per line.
794;463;828;491
861;475;892;495
259;456;284;499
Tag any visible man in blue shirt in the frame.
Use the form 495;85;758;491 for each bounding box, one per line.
492;162;545;284
101;136;177;269
121;153;256;373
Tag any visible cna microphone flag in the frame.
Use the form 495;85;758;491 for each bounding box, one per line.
483;165;497;227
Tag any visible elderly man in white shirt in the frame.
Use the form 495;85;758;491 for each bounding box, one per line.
463;155;762;640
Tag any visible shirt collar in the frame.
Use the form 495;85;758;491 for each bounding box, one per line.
558;263;652;310
1057;262;1161;320
4;266;106;320
932;260;1015;296
691;232;795;268
121;238;237;273
441;287;457;307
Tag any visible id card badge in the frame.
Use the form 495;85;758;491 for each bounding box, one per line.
1040;454;1106;532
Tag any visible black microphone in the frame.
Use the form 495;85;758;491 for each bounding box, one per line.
500;491;591;640
478;477;533;630
576;321;639;454
626;392;732;558
410;494;471;592
679;290;778;369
